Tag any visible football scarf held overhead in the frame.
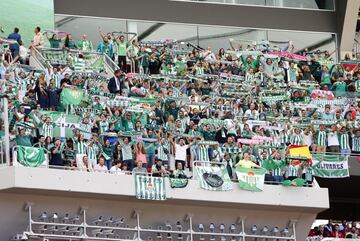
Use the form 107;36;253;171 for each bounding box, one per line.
194;165;232;191
135;175;166;200
312;154;349;178
260;95;289;102
17;146;46;167
235;166;266;192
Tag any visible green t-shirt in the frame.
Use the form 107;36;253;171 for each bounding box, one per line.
49;39;61;49
200;129;216;141
118;42;127;56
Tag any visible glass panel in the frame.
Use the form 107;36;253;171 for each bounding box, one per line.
198;25;267;53
267;30;337;61
55;15;127;48
130;20;198;46
172;0;335;10
55;14;337;60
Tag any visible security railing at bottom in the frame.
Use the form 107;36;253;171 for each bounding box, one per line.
13;203;297;241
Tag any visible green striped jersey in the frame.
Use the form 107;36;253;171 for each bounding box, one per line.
290;134;303;146
16;77;34;90
121;141;134;160
338;133;350;150
98;120;109;134
280;132;290;144
73;58;85;71
75;140;87;154
157;141;169;161
198;145;209;162
273;160;283;176
288;164;300;177
87;144;99;161
352;136;360;152
41;123;54;139
315;130;327;146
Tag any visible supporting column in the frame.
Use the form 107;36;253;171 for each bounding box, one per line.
338;0;360;59
3;97;10;166
127;21;138;41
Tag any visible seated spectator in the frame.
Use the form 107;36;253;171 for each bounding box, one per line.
94;156;108;173
151;159;167;177
173;162;187;179
109;160;125;174
132;161;148;175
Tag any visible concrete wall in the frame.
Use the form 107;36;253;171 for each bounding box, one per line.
53;0;338;33
0;166;329;240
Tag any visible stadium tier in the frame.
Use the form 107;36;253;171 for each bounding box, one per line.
1;0;360;240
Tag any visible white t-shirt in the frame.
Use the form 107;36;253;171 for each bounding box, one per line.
303;132;312;147
175;144;188;161
94;164;108;173
19;46;28;59
327;131;339;146
110;166;125;175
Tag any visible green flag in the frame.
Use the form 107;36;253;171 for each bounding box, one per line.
312;154;349;178
17;146;46;167
169;178;189;188
135;175;166;200
235;166;266;192
61;88;84;105
195;165;232;191
30;111;81;138
281;178;306;187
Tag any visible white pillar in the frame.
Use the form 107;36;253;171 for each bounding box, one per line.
3;97;10;166
127;21;138;41
339;1;360;59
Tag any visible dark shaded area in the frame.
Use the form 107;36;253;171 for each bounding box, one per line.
317;176;360;220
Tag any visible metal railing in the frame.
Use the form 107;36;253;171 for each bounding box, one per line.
103;52;120;75
14;203;296;241
35;47;114;73
30;47;49;70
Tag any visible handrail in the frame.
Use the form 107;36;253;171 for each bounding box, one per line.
31;47;49;70
103;52;120;76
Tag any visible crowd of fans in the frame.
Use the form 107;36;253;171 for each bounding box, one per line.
1;26;360;182
308;221;359;239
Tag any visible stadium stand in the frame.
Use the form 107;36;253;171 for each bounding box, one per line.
0;25;360;187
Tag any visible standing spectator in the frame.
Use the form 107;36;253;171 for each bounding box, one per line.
31;26;44;49
18;40;28;64
49;139;64;167
108;69;124;95
64;34;77;50
45;32;62;49
7;27;21;58
113;34;136;72
97;37;114;58
77;34;93;51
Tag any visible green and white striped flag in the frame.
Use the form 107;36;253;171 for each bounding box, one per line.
17;146;46;167
135;175;166;200
312;154;349;178
194;165;232;191
31;111;81;138
236;166;266;192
